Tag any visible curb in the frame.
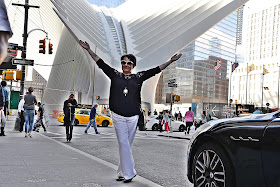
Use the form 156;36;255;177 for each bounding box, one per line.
157;134;190;140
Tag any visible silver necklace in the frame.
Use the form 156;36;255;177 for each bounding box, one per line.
123;87;128;96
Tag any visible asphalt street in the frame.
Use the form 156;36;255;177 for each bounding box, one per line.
43;118;194;187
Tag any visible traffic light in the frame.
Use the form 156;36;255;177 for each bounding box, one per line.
96;96;100;100
39;39;46;54
174;95;180;102
49;42;53;54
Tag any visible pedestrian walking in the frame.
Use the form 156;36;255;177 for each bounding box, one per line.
174;112;178;120
206;110;212;122
63;94;77;142
0;0;13;64
34;102;46;132
102;107;107;114
226;110;231;118
178;111;182;121
79;40;181;183
85;103;99;134
253;107;262;114
106;107;111;117
1;81;9;116
18;97;25;132
184;107;194;134
153;109;158;115
163;110;170;133
0;84;5;136
23;87;37;138
158;112;163;132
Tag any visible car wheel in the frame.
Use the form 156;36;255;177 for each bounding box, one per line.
192;142;235;187
74;119;79;125
102;120;109;127
179;125;185;132
152;124;158;131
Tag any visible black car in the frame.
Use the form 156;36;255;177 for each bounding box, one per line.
187;111;280;187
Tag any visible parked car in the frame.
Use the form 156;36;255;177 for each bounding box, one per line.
57;109;113;127
187;111;280;187
146;115;186;132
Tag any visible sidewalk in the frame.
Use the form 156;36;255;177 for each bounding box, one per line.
0;116;162;187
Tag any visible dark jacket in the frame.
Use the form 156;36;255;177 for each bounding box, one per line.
89;107;96;120
63;99;77;121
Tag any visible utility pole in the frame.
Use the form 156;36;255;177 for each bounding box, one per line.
12;0;39;96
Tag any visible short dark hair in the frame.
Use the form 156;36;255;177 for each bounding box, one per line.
69;94;74;97
1;81;7;87
38;102;41;105
189;107;192;110
121;54;136;67
28;87;34;93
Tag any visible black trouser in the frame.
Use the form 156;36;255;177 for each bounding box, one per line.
4;101;8;116
185;122;193;134
19;110;25;132
64;116;74;140
158;120;163;132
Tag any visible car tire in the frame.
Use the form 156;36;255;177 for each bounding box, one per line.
102;120;109;127
152;124;158;131
179;125;185;132
192;142;235;187
74;119;79;125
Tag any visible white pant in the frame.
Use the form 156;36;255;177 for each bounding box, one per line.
112;112;139;179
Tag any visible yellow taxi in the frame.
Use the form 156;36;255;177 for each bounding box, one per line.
57;109;113;127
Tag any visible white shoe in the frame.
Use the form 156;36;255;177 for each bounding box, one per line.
28;133;32;138
25;134;28;137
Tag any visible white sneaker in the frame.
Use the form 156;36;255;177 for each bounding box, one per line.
28;133;32;138
25;134;28;137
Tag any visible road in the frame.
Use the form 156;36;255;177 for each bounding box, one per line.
43;119;193;187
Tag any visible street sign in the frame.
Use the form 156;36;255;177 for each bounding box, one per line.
7;43;18;56
12;58;34;66
168;83;177;87
168;79;176;84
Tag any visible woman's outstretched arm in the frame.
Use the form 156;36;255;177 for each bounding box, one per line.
159;53;182;70
79;40;100;62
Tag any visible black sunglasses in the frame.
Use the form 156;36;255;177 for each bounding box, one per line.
121;60;134;66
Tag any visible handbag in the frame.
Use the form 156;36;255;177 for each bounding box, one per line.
0;109;6;127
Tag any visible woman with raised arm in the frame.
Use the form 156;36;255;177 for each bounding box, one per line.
79;40;182;183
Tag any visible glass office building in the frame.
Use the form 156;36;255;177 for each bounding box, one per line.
87;0;125;8
162;11;238;104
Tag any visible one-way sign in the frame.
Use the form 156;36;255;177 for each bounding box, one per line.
168;79;176;84
12;58;34;66
168;83;177;87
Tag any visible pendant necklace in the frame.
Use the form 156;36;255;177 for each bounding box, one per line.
123;87;128;96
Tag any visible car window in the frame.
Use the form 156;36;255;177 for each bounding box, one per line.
76;110;82;114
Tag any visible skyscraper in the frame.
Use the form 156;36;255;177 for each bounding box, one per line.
160;11;238;108
231;0;280;108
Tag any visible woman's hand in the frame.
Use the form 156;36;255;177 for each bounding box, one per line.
171;53;182;62
79;40;90;50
